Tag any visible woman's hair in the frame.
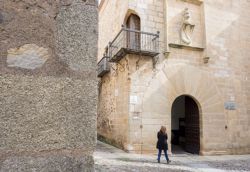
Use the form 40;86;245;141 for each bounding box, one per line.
160;126;166;134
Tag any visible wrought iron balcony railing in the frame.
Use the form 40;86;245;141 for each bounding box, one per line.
109;27;159;62
97;55;110;77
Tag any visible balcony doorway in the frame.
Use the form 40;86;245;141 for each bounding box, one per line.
171;95;200;154
125;14;140;50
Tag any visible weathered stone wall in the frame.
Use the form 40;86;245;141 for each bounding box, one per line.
98;0;128;61
0;0;98;171
203;0;250;154
98;0;250;155
98;0;131;150
98;0;165;153
137;0;250;154
97;57;130;149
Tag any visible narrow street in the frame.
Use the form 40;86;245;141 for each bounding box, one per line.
94;141;250;172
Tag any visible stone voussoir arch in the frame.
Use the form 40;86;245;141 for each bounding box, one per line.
141;63;226;155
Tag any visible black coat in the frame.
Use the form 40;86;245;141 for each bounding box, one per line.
156;131;168;150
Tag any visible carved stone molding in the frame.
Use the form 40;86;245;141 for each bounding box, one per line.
180;8;195;45
203;56;210;63
169;43;204;51
180;0;203;5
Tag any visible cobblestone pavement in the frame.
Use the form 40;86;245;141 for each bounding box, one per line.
94;141;250;172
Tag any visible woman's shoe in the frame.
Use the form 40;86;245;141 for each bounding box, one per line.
157;159;160;163
167;160;171;164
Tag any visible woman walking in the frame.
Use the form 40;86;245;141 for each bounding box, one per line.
156;126;171;164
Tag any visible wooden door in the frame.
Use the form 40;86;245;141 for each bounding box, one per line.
185;96;200;154
126;14;140;50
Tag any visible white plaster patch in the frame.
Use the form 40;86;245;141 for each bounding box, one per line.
134;131;139;139
115;89;119;97
214;70;230;78
230;96;235;101
126;144;134;151
132;113;140;120
130;95;138;104
7;44;49;70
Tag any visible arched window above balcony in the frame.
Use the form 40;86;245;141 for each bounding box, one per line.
126;14;140;31
125;14;141;50
108;13;159;63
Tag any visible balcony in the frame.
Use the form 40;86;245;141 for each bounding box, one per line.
97;55;110;77
109;27;159;62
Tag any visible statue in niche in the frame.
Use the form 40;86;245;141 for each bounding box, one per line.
180;8;195;45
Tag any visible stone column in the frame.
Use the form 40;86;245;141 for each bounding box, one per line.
0;0;97;171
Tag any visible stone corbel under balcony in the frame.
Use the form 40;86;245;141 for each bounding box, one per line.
163;51;171;58
203;56;210;64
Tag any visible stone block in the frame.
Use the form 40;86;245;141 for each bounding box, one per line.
7;44;49;70
56;3;98;72
0;0;98;171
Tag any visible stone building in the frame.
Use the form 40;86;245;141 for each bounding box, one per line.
97;0;250;155
0;0;97;171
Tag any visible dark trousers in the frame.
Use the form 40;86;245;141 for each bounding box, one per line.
157;149;169;161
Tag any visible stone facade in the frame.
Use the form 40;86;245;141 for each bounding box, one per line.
98;0;250;155
0;0;98;171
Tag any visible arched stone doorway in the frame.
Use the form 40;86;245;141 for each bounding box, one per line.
171;95;200;154
140;64;226;155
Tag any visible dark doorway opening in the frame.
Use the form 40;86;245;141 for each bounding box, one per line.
171;95;200;154
125;14;141;50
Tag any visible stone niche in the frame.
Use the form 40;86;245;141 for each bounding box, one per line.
0;0;98;172
167;0;204;50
